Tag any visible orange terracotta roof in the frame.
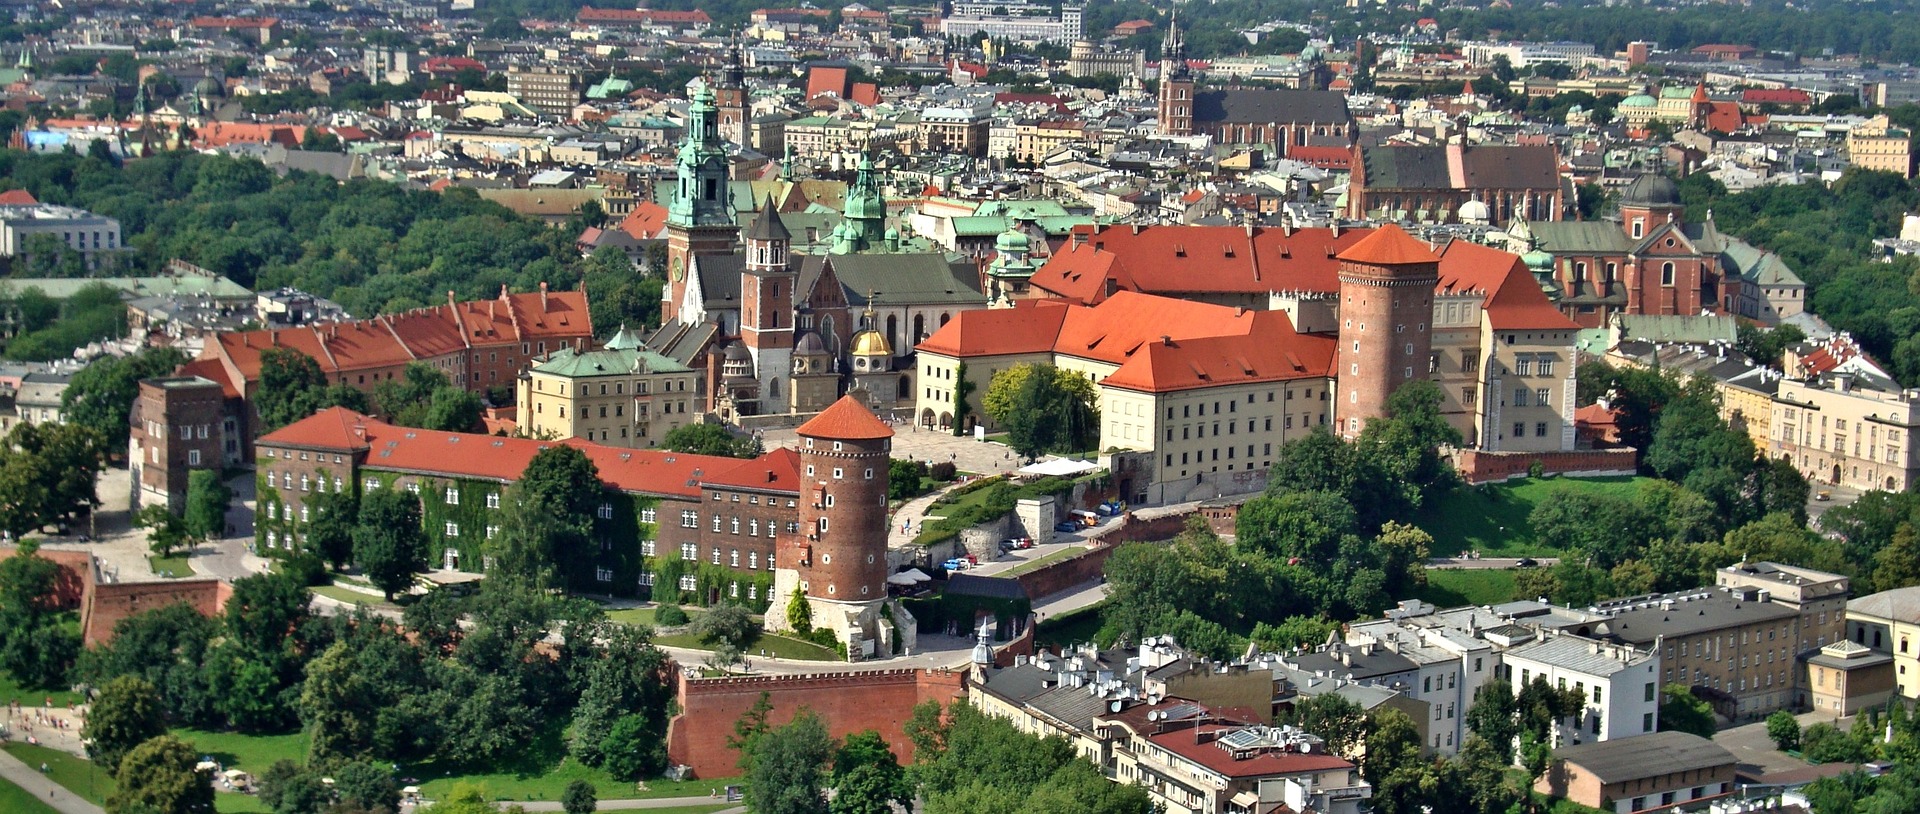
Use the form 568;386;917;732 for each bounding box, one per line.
1031;224;1379;304
1099;312;1334;394
796;395;893;440
0;189;38;205
914;298;1072;357
701;447;802;492
619;201;669;239
259;409;756;499
177;357;242;399
1335;224;1437;265
1435;240;1576;331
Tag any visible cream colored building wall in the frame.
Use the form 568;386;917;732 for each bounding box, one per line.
1771;379;1920;491
1478;327;1577;453
1717;381;1774;454
1431;293;1488;445
516;369;697;447
1844;612;1920;700
914;350;1052;429
1137;377;1333;488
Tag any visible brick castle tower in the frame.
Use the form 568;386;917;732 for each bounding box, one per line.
1334;224;1439;438
766;396;915;659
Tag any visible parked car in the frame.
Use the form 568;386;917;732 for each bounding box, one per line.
1515;557;1539;568
999;537;1034;551
942;558;972;572
1054;521;1080;533
1816;490;1833;501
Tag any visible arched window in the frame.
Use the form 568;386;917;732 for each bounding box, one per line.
1661;263;1676;286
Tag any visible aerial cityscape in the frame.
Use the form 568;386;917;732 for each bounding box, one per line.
4;1;1920;813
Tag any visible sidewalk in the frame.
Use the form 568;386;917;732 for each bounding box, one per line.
0;747;104;814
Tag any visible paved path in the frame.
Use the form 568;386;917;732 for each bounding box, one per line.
1032;580;1109;622
1427;556;1561;570
0;746;105;814
492;796;744;811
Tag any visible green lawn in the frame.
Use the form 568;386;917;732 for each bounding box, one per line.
1000;546;1086;577
3;742;111;805
607;605;702;628
922;475;1008;517
1036;602;1105;649
0;673;85;708
1414;569;1521;608
175;728;309;773
653;628;840;661
148;553;194;578
1413;476;1653;557
415;760;718;803
216;792;271;813
0;775;61;814
307;584;395;608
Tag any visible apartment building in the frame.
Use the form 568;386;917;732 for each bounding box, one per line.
1592;585;1816;721
1845;586;1920;701
1013;119;1086;163
505;64;582;118
918;104;991;157
1770;371;1920;492
1099;712;1370;814
1536;732;1737;814
1847;114;1915;178
0;203;125;271
515;344;697;447
1297;615;1495;755
1500;634;1661;745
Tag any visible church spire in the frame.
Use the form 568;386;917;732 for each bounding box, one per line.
1162;8;1188;79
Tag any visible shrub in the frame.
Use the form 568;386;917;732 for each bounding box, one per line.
654;603;689;626
930;461;958;481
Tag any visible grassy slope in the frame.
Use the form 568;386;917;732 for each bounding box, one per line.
2;742;110;805
0;774;61;814
1413;476;1652;557
175;729;309;772
1414;569;1521;608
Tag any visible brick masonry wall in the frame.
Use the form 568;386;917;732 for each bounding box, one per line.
1455;449;1639;484
666;666;968;779
1010;509;1195;600
0;547;91;609
82;578;228;647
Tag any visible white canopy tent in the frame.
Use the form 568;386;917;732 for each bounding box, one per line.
887;568;933;586
1017;458;1101;478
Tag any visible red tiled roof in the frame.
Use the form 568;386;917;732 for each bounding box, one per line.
1146;725;1354;779
1099;312;1334;394
619;201;669;239
849;82;880;107
1436;240;1576;331
0;189;38;205
1705;101;1746;133
259;408;755;499
1336;224;1437;266
1741;88;1810;105
807;65;850;100
796;395;893;440
1288;145;1352;170
423;56;486;74
702;447;802;492
915;298;1072;357
577;7;711;24
1031;224;1379;304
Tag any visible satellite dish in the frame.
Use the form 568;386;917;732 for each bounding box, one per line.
1110;699;1124;713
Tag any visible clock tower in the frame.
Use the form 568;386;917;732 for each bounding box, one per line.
663;84;739;325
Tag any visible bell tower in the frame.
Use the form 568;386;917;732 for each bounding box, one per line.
741;195;796;393
715;40;748;146
662;84;739;325
766;396;914;659
1157;10;1194;137
1334;225;1439;438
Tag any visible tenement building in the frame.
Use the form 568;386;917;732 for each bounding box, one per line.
515;328;698;447
1156;18;1353;155
1770;368;1920;492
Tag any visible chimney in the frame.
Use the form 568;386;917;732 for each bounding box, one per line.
766;469;776;482
447;290;457;310
539;281;550;312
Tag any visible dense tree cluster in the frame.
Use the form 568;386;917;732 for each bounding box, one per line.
0;150;660;336
981;363;1100;460
0;420;106;537
662;422;760;458
904;700;1153;814
0;542;82;689
1100;382;1455;654
1799;703;1920;812
0;281;128;361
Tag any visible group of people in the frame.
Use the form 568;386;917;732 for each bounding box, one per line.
4;697;82;749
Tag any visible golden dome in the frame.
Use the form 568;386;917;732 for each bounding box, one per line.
850;328;892;357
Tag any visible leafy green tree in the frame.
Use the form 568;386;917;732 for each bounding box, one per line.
1278;693;1368;756
108;734;215;814
692;602;754;648
1250;615;1339;652
138;504;195;559
255;348;334;432
61;346;187;453
257;759;323;814
1360;708;1430;814
352;488;426;600
83;675;168;773
423;386;483;432
663;422;755;457
75;602;220;727
1464;677;1521;763
601;712;668;781
745;709;834;814
562;778;598;814
493;444;600;590
1658;684;1718;739
829;731;911;814
728;690;777;770
333;760;401;812
1236;490;1354;562
887;458;929;501
568;626;673;770
998;365;1098;460
1766;709;1802;751
184;469;231;540
303;488;358;569
0;541;79;688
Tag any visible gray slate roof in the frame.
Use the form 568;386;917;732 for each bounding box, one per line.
1850;586;1920;624
1553;731;1734;783
1193;89;1352;126
800;254;983;308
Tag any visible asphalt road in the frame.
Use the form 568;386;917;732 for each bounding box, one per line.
1427;556;1562;570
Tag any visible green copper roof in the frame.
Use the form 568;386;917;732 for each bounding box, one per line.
531;346;690;378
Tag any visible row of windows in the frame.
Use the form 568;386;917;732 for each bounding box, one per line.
675;543;775;569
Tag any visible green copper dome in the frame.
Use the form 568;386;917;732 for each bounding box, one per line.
1523;248;1554;271
995;225;1031;254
